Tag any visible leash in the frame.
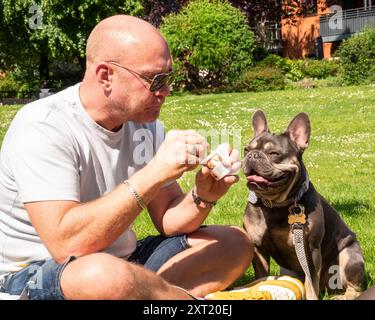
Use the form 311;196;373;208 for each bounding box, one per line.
248;176;317;299
288;203;317;300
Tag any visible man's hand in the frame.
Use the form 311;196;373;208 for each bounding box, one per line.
149;130;209;183
194;148;241;202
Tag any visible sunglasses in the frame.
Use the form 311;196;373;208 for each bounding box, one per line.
106;61;173;92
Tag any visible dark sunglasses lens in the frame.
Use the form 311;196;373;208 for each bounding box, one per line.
150;74;171;92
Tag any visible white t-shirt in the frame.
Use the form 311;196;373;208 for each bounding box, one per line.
0;83;165;274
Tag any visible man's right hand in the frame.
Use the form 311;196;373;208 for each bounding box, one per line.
149;130;209;182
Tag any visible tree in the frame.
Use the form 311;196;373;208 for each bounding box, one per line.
0;0;143;88
0;0;345;92
143;0;188;26
229;0;283;26
160;0;256;91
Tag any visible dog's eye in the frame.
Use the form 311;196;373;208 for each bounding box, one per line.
268;151;280;157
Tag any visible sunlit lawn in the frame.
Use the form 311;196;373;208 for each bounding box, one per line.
1;84;374;297
156;85;375;293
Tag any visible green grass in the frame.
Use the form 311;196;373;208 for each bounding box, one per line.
148;85;375;290
1;85;374;295
0;105;19;142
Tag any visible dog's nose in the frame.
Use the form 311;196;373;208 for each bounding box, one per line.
249;150;260;160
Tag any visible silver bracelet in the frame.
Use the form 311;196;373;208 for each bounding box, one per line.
123;180;147;210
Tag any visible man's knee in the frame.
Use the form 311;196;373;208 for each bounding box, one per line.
221;226;254;263
60;252;138;299
187;225;253;264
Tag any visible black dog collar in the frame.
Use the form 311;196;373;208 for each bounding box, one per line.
248;175;310;208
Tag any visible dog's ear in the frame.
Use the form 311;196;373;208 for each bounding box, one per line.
286;112;311;151
252;110;269;137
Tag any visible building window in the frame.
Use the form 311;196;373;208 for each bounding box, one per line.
302;0;318;16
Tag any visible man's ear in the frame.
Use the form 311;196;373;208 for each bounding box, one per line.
252;110;269;137
286;112;311;151
96;63;113;92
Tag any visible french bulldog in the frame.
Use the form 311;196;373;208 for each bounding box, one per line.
242;110;365;300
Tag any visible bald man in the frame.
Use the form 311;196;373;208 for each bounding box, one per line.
0;15;252;300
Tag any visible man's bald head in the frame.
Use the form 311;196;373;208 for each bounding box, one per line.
80;15;172;129
85;15;169;66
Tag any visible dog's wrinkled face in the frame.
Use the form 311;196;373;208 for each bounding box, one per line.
243;110;311;202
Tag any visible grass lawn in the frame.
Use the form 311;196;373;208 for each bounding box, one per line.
1;85;374;297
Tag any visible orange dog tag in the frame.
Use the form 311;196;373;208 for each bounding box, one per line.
288;213;306;225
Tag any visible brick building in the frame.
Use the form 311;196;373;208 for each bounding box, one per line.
282;0;375;58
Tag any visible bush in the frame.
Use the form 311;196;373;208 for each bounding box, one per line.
160;0;255;92
0;74;20;93
285;75;345;90
302;59;341;79
289;78;316;89
0;69;40;98
314;76;344;88
235;66;285;92
283;59;305;81
258;54;287;69
259;54;341;82
253;45;269;63
337;26;375;85
258;55;304;81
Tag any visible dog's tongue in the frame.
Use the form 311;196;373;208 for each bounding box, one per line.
247;175;269;184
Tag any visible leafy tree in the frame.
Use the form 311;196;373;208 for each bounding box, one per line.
337;26;375;85
160;0;256;91
143;0;188;26
0;0;143;88
229;0;283;26
1;0;347;92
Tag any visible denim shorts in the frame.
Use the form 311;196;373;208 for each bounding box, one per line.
0;234;190;300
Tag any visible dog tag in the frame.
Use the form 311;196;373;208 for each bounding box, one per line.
288;204;306;225
288;214;306;225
